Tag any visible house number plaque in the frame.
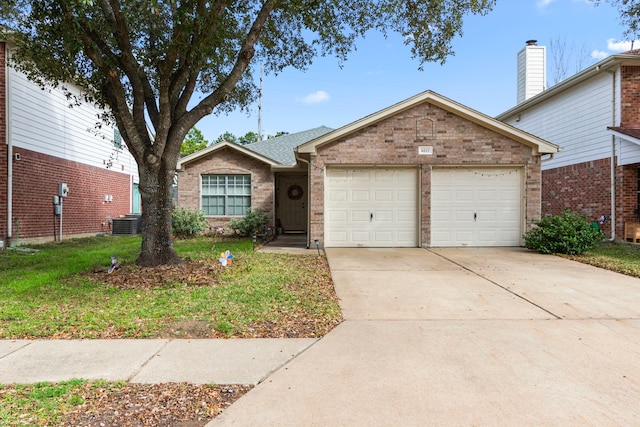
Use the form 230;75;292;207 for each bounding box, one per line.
418;146;434;155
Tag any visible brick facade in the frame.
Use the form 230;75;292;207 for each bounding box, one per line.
309;102;542;246
541;158;640;240
618;164;639;238
541;158;612;219
8;146;132;243
621;66;640;127
177;146;275;230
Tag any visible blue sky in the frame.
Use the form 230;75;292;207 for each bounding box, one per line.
196;0;632;142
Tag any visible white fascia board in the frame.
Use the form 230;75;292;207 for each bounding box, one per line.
609;129;640;146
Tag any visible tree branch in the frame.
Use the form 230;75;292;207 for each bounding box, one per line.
185;0;277;129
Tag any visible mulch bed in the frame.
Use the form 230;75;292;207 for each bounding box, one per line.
61;383;253;426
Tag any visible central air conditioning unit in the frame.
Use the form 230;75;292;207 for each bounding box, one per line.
112;216;141;236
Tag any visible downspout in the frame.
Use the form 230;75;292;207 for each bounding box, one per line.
5;44;12;244
609;69;617;241
294;149;311;249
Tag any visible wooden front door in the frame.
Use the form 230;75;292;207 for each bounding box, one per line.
278;175;308;233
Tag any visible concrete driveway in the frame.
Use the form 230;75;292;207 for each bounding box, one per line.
212;248;640;426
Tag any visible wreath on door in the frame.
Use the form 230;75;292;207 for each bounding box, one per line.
287;184;304;200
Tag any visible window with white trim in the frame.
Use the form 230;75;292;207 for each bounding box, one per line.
202;174;251;216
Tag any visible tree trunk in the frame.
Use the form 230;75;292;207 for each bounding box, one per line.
136;160;182;266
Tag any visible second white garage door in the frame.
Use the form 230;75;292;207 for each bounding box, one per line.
325;167;418;247
431;167;523;247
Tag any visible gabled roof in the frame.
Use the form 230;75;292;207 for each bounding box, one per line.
243;126;333;165
297;90;558;156
176;126;333;171
177;140;279;171
496;50;640;121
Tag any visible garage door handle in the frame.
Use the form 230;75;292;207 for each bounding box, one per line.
370;213;373;222
474;212;477;222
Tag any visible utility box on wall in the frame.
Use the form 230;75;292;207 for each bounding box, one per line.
59;183;69;197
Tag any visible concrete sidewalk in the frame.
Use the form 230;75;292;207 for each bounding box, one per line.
0;338;316;385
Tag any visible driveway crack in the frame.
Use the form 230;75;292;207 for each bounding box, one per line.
428;250;562;320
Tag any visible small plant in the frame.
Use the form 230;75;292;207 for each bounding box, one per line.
523;210;603;255
172;207;209;238
229;208;269;237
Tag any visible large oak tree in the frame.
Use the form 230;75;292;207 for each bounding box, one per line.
1;0;494;266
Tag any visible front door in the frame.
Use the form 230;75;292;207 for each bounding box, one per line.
278;175;308;233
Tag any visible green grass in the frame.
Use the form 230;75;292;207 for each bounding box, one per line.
0;236;341;339
0;379;87;426
565;240;640;278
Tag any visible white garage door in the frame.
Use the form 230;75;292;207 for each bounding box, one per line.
431;167;522;247
325;167;418;247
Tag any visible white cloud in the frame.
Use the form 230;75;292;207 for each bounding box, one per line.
607;38;635;52
536;0;557;8
591;50;608;60
299;90;330;105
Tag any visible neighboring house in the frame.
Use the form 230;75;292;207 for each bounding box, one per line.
496;41;640;241
178;90;557;248
0;41;140;245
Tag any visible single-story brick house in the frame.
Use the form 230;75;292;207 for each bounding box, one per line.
177;90;558;248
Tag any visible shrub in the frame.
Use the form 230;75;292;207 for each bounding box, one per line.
172;207;209;238
523;210;603;255
229;208;269;237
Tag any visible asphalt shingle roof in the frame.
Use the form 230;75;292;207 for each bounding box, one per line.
242;126;333;165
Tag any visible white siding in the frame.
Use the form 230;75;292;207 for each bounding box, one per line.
7;64;138;178
505;72;616;170
619;139;640;166
517;44;546;104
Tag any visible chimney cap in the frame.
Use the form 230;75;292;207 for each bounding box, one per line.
526;39;538;46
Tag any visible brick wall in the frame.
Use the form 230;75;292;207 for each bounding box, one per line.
9;146;131;243
540;158;635;239
0;42;6;242
309;102;542;246
177;146;274;231
541;158;612;218
621;66;640;127
618;164;638;239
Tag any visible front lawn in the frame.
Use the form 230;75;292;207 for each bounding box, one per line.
564;240;640;277
0;236;342;339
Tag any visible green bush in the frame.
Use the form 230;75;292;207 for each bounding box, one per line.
523;210;603;255
172;207;209;238
229;208;269;237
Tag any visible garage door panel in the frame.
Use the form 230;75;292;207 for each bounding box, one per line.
328;190;347;202
374;190;393;202
327;231;348;244
374;231;393;242
455;190;474;202
351;211;370;222
351;190;370;202
325;167;418;247
432;168;522;247
329;210;347;222
375;210;393;222
352;231;371;242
